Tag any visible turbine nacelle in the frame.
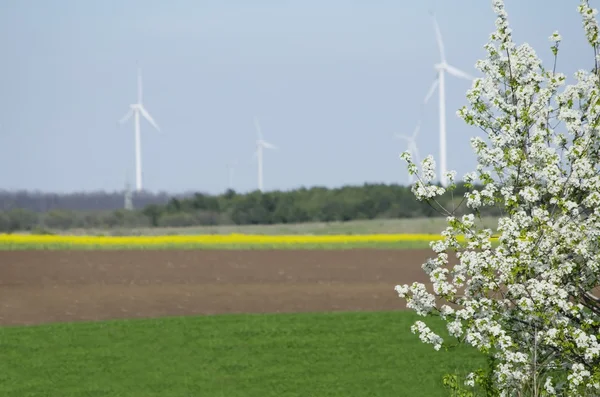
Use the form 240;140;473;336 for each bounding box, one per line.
256;139;277;151
119;104;160;132
434;62;475;81
434;62;445;71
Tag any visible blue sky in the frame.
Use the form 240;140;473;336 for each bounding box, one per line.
0;0;592;194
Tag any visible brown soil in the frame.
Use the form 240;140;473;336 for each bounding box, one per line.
0;249;435;326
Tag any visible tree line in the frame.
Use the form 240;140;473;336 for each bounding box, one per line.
0;190;187;212
0;183;500;232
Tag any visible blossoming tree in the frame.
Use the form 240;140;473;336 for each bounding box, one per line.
396;1;600;395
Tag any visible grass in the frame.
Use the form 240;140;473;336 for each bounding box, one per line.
50;216;500;236
0;311;484;397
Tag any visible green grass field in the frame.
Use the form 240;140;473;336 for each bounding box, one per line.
54;216;499;236
0;311;483;397
2;217;493;395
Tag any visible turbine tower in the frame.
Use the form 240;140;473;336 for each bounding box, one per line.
253;117;277;192
118;66;160;192
425;11;474;187
124;179;134;211
395;120;422;184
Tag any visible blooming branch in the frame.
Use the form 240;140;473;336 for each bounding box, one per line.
397;1;600;395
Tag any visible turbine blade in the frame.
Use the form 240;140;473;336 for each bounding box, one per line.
261;141;277;150
412;120;421;139
430;11;446;62
137;66;143;104
424;79;439;104
118;109;134;125
139;105;160;131
394;134;411;143
412;146;421;166
254;116;263;140
445;64;475;80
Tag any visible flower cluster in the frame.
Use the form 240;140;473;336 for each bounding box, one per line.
397;1;600;395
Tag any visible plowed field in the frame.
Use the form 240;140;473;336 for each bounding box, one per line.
0;249;436;326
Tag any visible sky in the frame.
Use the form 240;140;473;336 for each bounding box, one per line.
0;0;593;194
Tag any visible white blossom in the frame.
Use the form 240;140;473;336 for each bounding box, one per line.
550;31;562;43
411;321;443;351
544;377;556;395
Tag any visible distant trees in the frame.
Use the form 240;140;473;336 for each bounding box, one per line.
0;183;500;233
0;190;178;212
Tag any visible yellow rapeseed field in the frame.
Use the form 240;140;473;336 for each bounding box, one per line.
0;233;462;249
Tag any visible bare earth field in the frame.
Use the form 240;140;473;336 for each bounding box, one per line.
0;249;434;326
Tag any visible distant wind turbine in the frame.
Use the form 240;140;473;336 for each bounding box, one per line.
118;66;160;192
124;178;134;211
425;11;475;187
253;117;277;192
395;120;422;184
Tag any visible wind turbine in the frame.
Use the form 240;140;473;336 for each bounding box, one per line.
253;117;277;192
395;120;422;184
425;11;475;187
118;66;160;192
124;177;134;211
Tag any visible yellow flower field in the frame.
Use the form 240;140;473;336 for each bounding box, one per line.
0;233;466;250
